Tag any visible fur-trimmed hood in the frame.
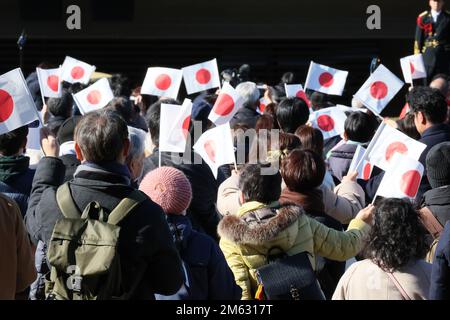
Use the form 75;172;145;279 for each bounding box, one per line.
218;205;304;245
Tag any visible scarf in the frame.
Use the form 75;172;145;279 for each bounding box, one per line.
279;188;325;216
0;155;30;182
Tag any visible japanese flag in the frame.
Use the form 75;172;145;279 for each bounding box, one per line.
141;67;183;99
259;97;271;113
36;67;61;98
159;99;193;153
364;122;426;172
354;64;404;115
61;56;96;84
208;82;244;125
348;145;373;180
375;153;424;200
73;78;114;115
193;123;235;178
308;107;347;140
182;59;220;95
400;54;427;84
304;62;348;96
0;68;40;135
285;84;311;107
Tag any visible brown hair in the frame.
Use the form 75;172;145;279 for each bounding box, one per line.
295;125;324;156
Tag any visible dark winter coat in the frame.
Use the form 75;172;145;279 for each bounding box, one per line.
430;221;450;300
328;143;359;182
230;105;260;129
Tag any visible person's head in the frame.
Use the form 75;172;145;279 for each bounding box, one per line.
74;109;130;164
426;141;450;188
0;126;28;156
344;111;376;143
255;114;275;133
276;97;310;133
47;90;73;119
126;127;146;182
238;163;282;204
281;72;295;85
310;92;331;111
363;198;428;272
429;0;445;12
145;98;179;148
396;113;421;140
295;125;324;156
407;86;447;134
139;167;192;215
430;74;449;96
281;149;325;193
105;97;134;123
109;74;131;97
236;82;260;110
57;116;82;145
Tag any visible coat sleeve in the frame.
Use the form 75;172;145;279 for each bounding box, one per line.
415;13;426;54
429;222;450;300
320;181;365;225
219;238;253;300
217;175;241;217
310;216;371;261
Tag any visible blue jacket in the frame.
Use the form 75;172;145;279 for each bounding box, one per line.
430;221;450;300
0;168;35;217
155;215;241;300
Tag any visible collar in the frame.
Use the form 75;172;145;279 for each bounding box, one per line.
237;200;279;217
421;124;450;138
74;161;131;185
431;10;441;22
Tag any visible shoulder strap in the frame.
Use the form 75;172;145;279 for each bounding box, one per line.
107;190;148;225
386;272;412;301
56;182;81;219
418;207;444;239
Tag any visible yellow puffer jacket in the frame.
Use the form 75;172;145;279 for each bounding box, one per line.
218;201;370;300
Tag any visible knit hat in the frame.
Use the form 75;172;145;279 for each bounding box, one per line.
57;115;82;145
426;142;450;189
139;166;192;215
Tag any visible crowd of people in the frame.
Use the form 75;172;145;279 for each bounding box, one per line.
0;58;450;301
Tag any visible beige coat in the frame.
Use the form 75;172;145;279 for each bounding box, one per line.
332;259;432;300
217;174;365;224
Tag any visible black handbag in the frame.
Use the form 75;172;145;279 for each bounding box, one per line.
255;248;325;300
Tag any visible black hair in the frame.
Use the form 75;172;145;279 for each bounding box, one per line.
397;113;421;140
407;86;447;124
105;96;134;123
0;126;29;156
344;111;376;143
47;90;73;118
238;163;282;204
276;97;310;133
109;74;132;97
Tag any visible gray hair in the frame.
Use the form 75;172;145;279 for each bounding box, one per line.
236;82;260;106
127;126;146;163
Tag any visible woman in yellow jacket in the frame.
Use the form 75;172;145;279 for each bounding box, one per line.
218;163;374;300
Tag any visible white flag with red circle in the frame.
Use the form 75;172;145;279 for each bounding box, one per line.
364;122;426;172
285;84;311;107
375;152;424;200
36;67;61;98
348;145;373;180
0;68;40;135
73;78;114;115
61;56;96;84
259;97;271;114
304;62;348;96
159;99;193;153
141;67;183;99
208;82;244;126
354;64;404;115
308;107;347;140
400;54;427;84
193;123;235;178
182;59;220;95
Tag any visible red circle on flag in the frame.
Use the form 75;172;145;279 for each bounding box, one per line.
182;116;191;139
155;74;172;91
71;66;85;80
363;162;372;180
47;75;59;92
87;90;102;105
400;170;421;198
204;140;216;163
196;69;211;84
0;89;14;123
296;90;311;107
318;72;334;88
370;81;388;100
410;62;415;75
317;114;335;132
385;141;408;162
259;102;266;113
214;93;235;116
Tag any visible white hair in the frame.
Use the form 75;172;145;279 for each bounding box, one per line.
127;126;146;162
236;82;260;106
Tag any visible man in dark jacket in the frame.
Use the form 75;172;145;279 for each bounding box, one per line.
230;82;261;129
25;109;183;299
0;126;35;216
45;90;73;136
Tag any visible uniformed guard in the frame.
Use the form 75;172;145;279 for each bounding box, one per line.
414;0;450;83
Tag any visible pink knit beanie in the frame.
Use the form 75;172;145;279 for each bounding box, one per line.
139;166;192;215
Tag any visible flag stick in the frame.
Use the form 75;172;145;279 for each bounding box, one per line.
233;159;238;172
159;149;162;168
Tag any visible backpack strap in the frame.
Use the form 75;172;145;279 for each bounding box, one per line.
418;207;444;239
107;190;148;226
386;272;412;300
56;182;81;219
